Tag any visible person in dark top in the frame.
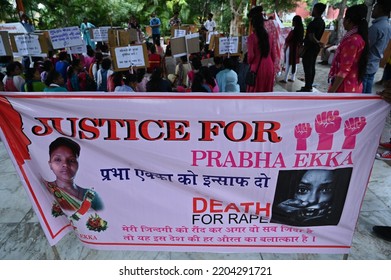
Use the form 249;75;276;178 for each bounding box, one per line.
297;3;326;92
146;67;172;92
209;56;224;78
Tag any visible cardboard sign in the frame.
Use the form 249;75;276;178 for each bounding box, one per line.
170;36;187;58
111;44;149;71
91;27;110;42
108;29;138;47
170;33;200;58
218;37;239;55
206;31;218;44
14;34;42;55
48;26;83;49
9;33;51;55
0;31;12;56
170;26;188;38
186;33;200;54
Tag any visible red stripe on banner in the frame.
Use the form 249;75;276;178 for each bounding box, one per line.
0;94;383;100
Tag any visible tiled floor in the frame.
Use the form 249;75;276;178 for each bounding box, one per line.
1;65;390;260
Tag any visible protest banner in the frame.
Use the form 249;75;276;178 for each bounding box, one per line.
0;93;389;254
111;44;149;71
0;31;12;56
48;26;83;49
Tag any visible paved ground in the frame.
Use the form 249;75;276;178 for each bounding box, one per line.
277;60;385;94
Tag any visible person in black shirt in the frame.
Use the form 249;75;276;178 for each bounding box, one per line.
297;3;326;92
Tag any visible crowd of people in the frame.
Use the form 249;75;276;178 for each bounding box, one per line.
1;2;391;242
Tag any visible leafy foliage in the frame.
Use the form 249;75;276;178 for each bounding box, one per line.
1;0;357;35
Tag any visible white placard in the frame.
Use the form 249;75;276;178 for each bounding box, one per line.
0;22;27;34
48;26;83;49
218;37;239;54
92;27;110;42
174;29;187;38
70;38;87;54
114;45;145;68
0;35;6;56
14;34;42;55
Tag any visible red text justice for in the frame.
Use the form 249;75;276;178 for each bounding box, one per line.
31;118;282;142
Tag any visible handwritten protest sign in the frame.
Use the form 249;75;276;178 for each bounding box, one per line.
48;26;83;49
112;44;148;70
218;37;239;55
14;34;42;55
70;39;87;54
91;27;110;42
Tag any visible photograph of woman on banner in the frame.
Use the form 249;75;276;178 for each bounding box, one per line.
271;168;352;227
44;137;104;222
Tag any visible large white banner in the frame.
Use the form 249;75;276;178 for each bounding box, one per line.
0;93;389;254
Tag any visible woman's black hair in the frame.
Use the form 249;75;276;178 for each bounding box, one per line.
5;62;19;76
101;57;112;70
191;72;208;92
94;52;104;71
112;71;124;88
44;70;61;86
86;45;95;57
67;59;81;79
136;68;146;83
58;51;68;61
249;6;270;58
147;67;163;92
292;15;304;45
49;137;80;157
191;56;202;71
222;56;235;70
345;4;369;82
124;72;138;85
42;60;53;72
24;67;38;92
199;66;216;88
